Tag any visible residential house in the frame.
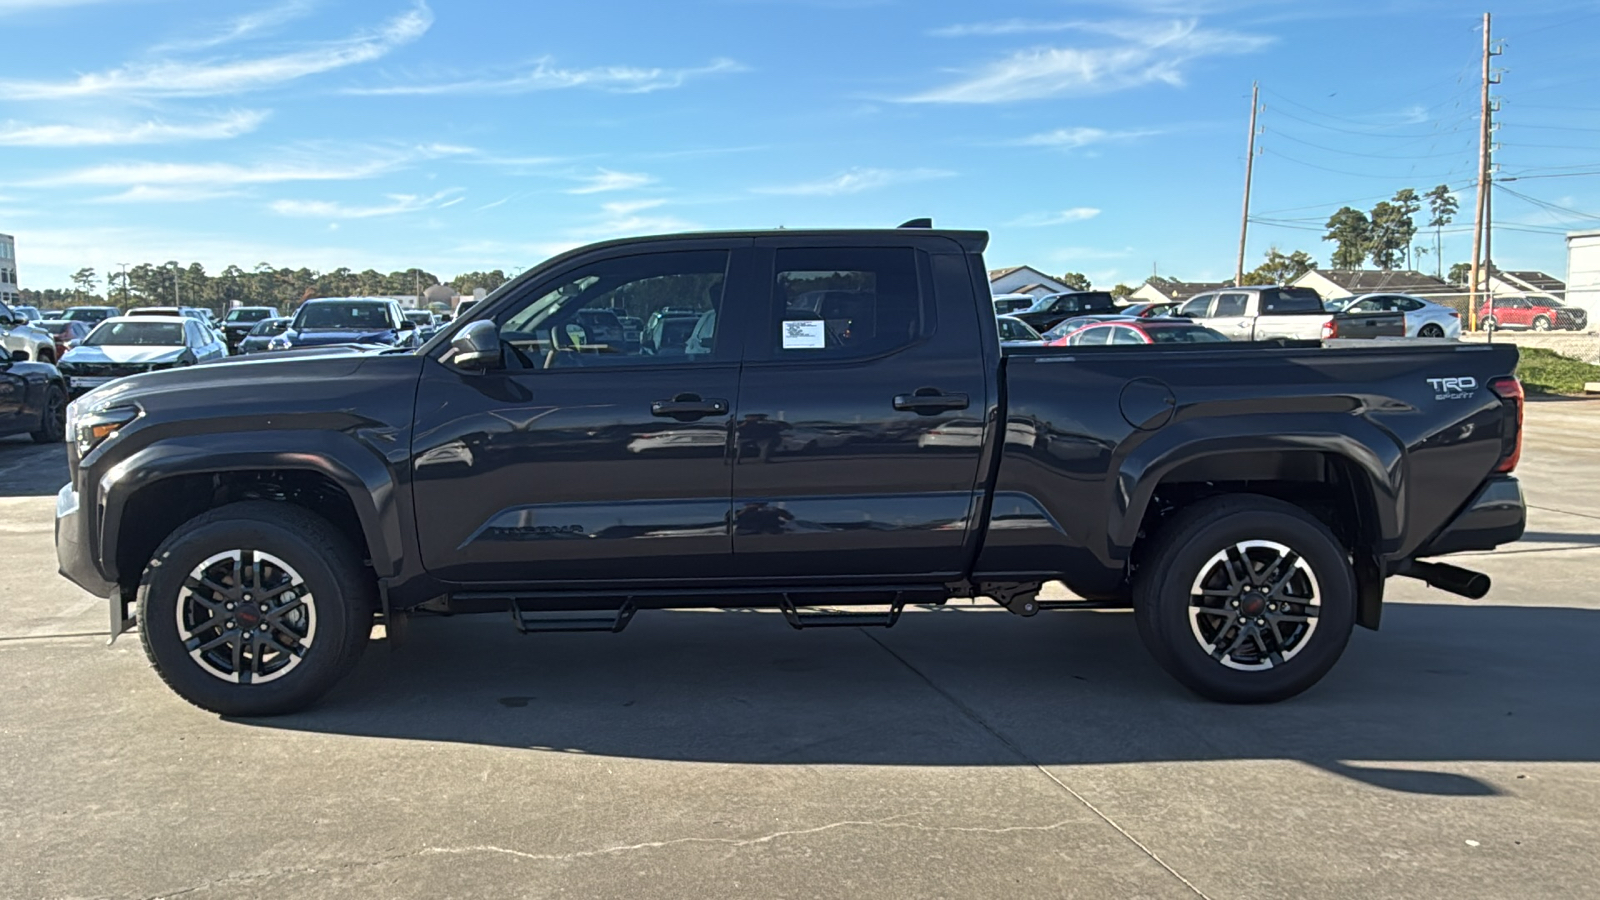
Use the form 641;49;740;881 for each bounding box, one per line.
1292;269;1457;301
1128;277;1229;305
1490;269;1565;302
988;266;1071;298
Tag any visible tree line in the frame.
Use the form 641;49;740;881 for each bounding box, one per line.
19;263;512;313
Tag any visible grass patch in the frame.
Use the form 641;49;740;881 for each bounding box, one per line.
1516;346;1600;395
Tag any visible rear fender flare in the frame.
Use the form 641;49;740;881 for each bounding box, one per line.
97;429;401;583
1111;415;1405;555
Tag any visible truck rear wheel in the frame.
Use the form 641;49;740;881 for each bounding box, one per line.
137;501;374;716
1133;496;1355;703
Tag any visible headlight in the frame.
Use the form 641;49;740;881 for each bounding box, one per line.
268;337;291;350
66;400;139;458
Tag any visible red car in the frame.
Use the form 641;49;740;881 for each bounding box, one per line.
34;319;92;359
1478;297;1589;332
1056;319;1231;346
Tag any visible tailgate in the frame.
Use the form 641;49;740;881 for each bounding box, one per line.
1332;310;1407;339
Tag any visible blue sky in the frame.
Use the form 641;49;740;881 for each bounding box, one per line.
2;0;1598;291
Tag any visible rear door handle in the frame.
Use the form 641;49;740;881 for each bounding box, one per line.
651;393;728;419
893;389;970;414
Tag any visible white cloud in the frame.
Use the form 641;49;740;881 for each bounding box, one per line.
270;189;464;219
91;185;247;203
0;0;122;12
152;1;314;52
903;19;1273;103
573;199;693;238
1010;208;1102;227
1013;126;1158;150
348;57;743;96
567;169;656;194
29;143;467;187
755;167;955;196
0;110;269;147
929;19;1085;38
0;2;432;98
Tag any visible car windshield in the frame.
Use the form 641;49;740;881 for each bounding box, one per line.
226;308;273;323
1147;326;1230;344
295;302;391;330
64;308;110;321
39;319;75;336
249;318;290;336
84;321;184;346
405;311;432;324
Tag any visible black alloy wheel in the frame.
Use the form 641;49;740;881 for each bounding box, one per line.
30;385;67;444
1418;323;1445;338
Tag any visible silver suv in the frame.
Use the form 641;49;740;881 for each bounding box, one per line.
0;299;57;364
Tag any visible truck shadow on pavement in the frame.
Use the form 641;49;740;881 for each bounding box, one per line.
243;601;1600;798
0;437;67;498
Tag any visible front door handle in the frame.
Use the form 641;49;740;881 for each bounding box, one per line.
651;393;728;420
893;388;970;415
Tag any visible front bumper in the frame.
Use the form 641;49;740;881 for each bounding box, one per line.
55;482;116;598
1414;475;1526;558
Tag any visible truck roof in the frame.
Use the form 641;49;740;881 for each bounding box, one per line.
569;228;990;255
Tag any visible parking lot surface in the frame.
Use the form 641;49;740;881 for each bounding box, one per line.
2;399;1597;899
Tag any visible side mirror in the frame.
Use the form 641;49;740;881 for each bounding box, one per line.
450;320;503;370
399;319;417;331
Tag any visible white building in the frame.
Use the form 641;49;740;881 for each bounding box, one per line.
0;233;16;304
1566;230;1600;322
987;266;1072;298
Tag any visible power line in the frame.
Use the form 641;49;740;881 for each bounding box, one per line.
1506;8;1600;38
1496;184;1600;222
1255;103;1473;139
1263;128;1476;161
1263;147;1476;182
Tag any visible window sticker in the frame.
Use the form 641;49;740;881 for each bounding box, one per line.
782;319;826;349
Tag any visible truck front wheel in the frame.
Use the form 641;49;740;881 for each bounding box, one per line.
1133;496;1355;703
137;501;374;716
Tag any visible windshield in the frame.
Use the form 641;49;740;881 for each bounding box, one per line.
249;318;290;336
1148;326;1230;344
64;308;111;321
405;311;432;324
39;320;77;337
295;302;392;330
226;308;273;323
84;321;184;346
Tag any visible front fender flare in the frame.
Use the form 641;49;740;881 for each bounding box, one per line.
97;429;401;583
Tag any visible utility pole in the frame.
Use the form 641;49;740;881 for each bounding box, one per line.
1467;13;1501;331
118;262;130;308
1235;81;1261;286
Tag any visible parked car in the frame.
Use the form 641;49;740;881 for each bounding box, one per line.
57;315;228;394
236;317;292;354
34;319;93;359
616;314;644;349
573;308;627;348
640;314;704;354
996;314;1044;346
126;305;211;321
221;306;282;350
1056;319;1232;346
61;306;119;326
1332;293;1461;339
1176;286;1406;341
0;355;67;444
1479;296;1589;332
55;225;1526;716
454;298;480;319
0;299;59;363
1040;314;1138;345
403;309;441;342
269;298;417;351
1012;290;1120;333
1120;301;1179;318
13;305;43;323
38;308;65;319
992;293;1035;315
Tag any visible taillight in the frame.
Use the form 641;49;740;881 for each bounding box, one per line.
1489;376;1524;473
1321;319;1338;339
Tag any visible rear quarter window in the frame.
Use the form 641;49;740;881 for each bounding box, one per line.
1260;288;1325;315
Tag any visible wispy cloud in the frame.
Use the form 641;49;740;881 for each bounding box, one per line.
29;143;467;188
152;1;314;52
91;185;247;204
567;169;656;194
0;109;269;146
0;2;432;98
576;199;695;237
755;167;955;196
1013;126;1159;150
930;19;1086;38
1010;208;1102;227
0;0;124;13
270;189;464;219
903;19;1273;103
347;57;743;96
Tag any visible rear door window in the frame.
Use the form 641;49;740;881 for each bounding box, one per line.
1178;295;1215;318
770;247;924;360
1212;293;1249;317
1260;288;1325;315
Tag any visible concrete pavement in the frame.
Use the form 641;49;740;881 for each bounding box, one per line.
0;399;1596;899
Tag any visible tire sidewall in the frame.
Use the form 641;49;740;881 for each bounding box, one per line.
1139;505;1356;703
139;516;362;716
1533;316;1551;331
33;386;66;442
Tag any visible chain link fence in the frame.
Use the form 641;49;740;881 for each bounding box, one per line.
1460;331;1600;365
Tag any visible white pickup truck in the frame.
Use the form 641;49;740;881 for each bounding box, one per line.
1175;285;1405;341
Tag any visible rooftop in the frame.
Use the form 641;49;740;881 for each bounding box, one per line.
1304;269;1456;294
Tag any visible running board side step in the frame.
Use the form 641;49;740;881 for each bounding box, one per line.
779;593;906;630
509;599;637;634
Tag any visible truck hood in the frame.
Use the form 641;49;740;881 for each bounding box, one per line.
76;345;377;407
62;345;188;364
285;327;399;346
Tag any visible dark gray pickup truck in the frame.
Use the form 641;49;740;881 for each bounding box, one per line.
55;227;1526;715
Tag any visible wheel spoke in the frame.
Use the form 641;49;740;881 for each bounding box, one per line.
1263;552;1300;597
1212;625;1252;661
183;575;233;601
1222;547;1249;588
193;631;231;654
183;614;223;637
244;549;261;592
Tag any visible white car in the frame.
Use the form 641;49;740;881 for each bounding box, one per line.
58;315;228;393
992;293;1034;316
996;314;1044;346
1333;293;1462;339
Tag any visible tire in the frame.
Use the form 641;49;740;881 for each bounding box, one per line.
137;501;374;716
1133;495;1356;703
1532;316;1552;332
1418;323;1445;338
30;385;66;443
37;349;54;365
1481;316;1498;332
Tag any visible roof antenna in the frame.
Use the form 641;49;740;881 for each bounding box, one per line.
898;218;933;229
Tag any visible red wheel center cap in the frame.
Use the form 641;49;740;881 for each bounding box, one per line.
1242;595;1266;617
236;608;262;627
